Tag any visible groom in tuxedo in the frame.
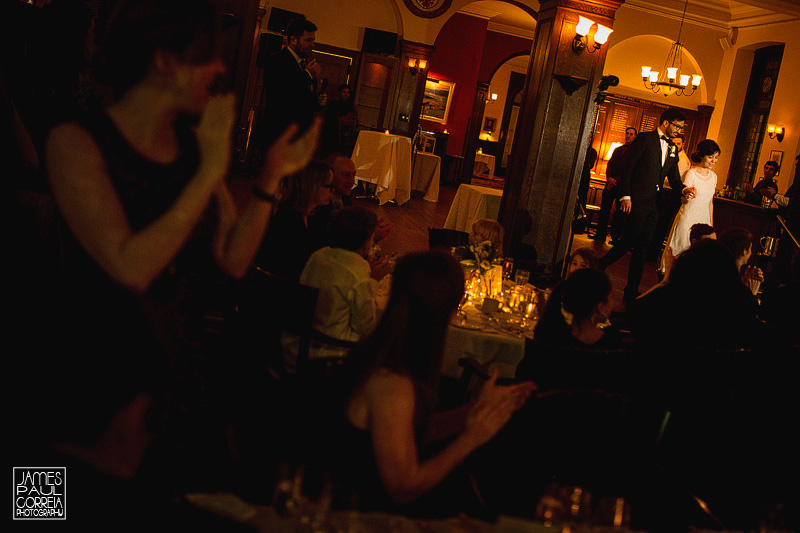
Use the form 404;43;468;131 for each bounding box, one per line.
599;108;696;300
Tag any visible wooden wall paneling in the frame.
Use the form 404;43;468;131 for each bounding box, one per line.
313;43;360;103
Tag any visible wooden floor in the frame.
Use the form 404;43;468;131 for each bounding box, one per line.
355;182;659;313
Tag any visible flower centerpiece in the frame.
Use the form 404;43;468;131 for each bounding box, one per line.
454;240;501;302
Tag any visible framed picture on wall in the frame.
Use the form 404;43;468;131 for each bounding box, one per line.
483;117;497;132
769;150;783;168
421;78;455;124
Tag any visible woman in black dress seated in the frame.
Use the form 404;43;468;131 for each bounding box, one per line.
337;251;534;515
532;268;622;350
256;160;334;280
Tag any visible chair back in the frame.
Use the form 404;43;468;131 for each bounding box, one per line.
237;268;319;373
428;227;470;251
419;133;436;153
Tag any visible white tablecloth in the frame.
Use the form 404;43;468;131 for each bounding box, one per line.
411;152;440;203
351;130;412;205
442;325;526;379
473;153;495;179
443;184;503;232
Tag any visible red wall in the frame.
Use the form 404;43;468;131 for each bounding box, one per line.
421;13;488;156
421;13;533;156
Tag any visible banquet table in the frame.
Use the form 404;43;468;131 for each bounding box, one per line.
442;322;526;380
473;152;496;179
443;183;503;232
411;151;441;202
351;130;412;205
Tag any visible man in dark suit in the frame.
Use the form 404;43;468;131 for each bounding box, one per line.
255;18;326;151
599;108;696;300
592;126;637;244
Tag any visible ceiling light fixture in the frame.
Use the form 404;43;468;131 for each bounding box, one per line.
641;0;701;97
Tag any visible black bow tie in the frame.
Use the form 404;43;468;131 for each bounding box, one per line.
661;135;669;142
300;59;307;70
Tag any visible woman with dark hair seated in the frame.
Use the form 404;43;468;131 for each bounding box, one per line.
532;268;622;349
338;251;534;515
256;160;334;280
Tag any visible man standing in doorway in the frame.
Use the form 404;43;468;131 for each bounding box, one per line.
599;109;696;300
592;126;637;244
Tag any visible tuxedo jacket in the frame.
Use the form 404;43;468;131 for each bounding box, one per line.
258;47;319;146
617;129;684;208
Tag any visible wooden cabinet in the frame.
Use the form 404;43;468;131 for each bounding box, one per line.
354;53;399;131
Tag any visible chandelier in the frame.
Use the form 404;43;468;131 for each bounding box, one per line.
641;0;702;97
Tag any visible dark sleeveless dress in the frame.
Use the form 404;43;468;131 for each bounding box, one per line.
56;111;233;491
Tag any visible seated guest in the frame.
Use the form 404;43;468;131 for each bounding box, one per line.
469;218;504;258
660;223;717;281
567;247;600;275
283;206;391;370
308;152;391;249
689;222;716;243
629;239;763;350
256;160;334;280
719;228;764;296
338;252;534;514
533;268;622;349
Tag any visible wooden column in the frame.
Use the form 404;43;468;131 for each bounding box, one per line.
462;81;490;182
390;40;436;134
500;0;624;271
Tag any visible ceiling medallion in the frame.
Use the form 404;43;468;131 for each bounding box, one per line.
403;0;452;18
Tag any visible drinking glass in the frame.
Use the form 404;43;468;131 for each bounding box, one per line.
514;269;530;286
502;257;514;280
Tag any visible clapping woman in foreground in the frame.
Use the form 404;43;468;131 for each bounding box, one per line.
340;251;535;514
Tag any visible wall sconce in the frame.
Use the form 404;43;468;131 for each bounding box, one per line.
407;58;427;76
573;16;613;54
486;93;498;104
767;124;784;142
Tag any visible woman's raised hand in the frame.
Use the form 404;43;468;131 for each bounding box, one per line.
195;93;236;177
259;117;323;189
464;368;535;447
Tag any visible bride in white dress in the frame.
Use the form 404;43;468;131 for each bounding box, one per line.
660;139;721;275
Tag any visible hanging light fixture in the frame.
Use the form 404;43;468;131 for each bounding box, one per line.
641;0;701;97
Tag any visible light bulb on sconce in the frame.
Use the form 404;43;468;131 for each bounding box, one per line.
407;58;427;76
767;124;784;142
486;93;498;104
572;15;613;53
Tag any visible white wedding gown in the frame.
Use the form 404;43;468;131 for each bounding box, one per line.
660;167;717;272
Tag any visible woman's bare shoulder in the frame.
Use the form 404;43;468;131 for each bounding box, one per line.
365;369;414;398
47;121;103;161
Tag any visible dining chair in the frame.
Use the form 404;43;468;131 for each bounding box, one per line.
236;268;357;378
428;227;470;251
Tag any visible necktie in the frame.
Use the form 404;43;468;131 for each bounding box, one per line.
661;135;669;142
300;59;307;70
